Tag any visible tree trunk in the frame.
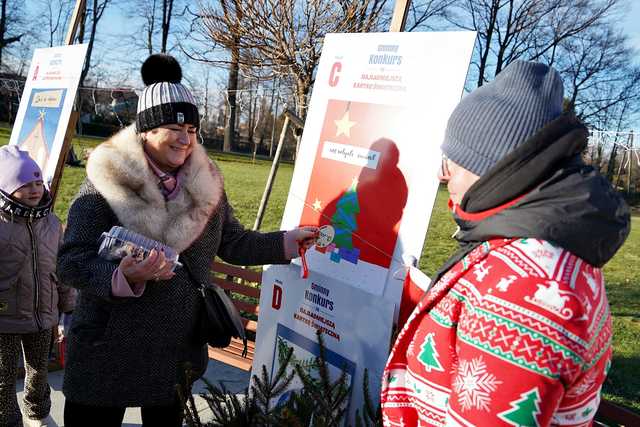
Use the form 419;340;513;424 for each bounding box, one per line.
269;79;280;157
147;0;156;55
269;79;279;158
79;0;102;87
223;42;239;152
203;70;209;127
477;0;500;87
161;0;173;53
494;0;514;76
605;143;618;182
295;80;309;120
628;134;634;195
247;80;254;143
0;0;7;67
293;82;309;160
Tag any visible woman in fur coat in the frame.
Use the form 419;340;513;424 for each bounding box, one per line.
58;54;316;427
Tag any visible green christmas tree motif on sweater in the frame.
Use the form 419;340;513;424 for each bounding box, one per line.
418;333;444;372
498;388;542;427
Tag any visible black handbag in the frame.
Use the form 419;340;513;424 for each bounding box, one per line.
181;258;248;356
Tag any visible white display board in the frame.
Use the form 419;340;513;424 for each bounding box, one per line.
252;31;476;423
9;44;88;188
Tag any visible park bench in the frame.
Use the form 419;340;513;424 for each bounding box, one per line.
594;400;640;427
207;261;640;426
207;261;261;371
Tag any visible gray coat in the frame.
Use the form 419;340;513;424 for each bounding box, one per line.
0;191;76;334
57;125;287;407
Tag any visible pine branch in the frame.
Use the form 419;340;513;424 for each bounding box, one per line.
199;378;257;426
195;331;366;426
315;331;333;399
250;346;296;425
353;369;382;427
177;363;203;427
177;383;200;427
289;331;352;426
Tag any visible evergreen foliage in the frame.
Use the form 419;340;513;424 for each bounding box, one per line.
180;331;383;426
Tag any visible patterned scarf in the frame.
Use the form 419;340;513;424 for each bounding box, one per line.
0;189;52;220
143;150;182;201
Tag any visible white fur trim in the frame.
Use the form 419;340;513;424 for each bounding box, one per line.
86;124;224;252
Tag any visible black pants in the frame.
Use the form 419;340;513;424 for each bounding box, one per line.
64;399;184;427
0;330;53;427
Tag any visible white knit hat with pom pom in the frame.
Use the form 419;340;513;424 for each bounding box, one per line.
135;53;199;133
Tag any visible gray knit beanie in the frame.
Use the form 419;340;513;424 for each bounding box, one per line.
136;54;199;133
441;60;564;177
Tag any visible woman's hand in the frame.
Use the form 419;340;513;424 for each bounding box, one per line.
120;249;176;284
284;226;319;259
54;312;72;343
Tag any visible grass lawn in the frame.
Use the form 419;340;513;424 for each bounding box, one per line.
1;129;638;413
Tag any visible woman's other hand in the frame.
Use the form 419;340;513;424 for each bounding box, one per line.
284;226;319;259
120;249;176;284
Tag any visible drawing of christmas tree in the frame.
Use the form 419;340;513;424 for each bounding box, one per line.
329;179;360;264
19;110;49;171
498;388;542;426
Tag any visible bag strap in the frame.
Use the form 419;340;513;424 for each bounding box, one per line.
180;257;208;291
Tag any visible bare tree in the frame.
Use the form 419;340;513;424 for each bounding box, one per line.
160;0;176;52
557;24;639;124
405;0;456;32
121;0;186;62
193;0;388;119
542;16;640;176
452;0;619;86
0;0;27;67
216;0;242;152
37;0;74;47
75;0;114;87
127;0;160;55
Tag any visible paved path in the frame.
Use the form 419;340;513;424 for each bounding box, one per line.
16;359;251;426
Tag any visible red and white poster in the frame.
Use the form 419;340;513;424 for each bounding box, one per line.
252;32;476;424
299;99;409;289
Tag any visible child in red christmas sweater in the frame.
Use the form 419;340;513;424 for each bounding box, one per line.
381;61;630;426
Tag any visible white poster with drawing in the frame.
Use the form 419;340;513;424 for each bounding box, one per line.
9;44;88;188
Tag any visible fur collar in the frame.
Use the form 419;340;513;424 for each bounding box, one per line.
86;125;224;253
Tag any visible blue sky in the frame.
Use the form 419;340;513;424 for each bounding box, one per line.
623;1;640;51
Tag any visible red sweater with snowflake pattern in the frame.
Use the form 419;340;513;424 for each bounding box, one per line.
381;238;612;427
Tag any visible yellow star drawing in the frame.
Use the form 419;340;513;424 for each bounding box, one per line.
38;110;46;120
334;111;356;138
312;198;322;211
350;177;359;189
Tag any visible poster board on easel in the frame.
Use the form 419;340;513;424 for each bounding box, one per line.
8;0;87;201
8;44;88;193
